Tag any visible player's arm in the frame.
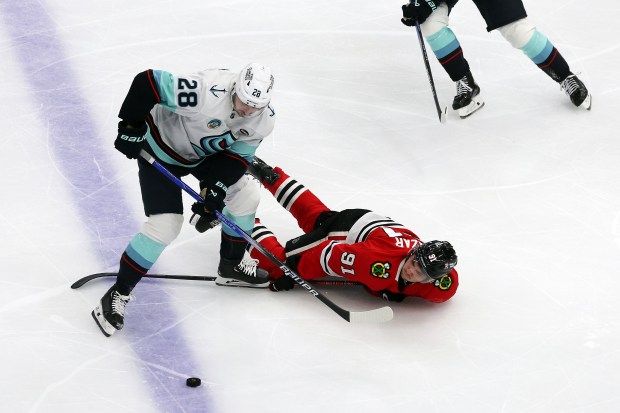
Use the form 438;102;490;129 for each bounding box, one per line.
119;70;206;123
118;69;162;125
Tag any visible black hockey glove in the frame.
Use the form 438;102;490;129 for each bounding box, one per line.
401;0;438;26
379;289;407;302
191;183;227;218
269;275;295;292
114;121;148;159
269;255;302;292
189;212;221;233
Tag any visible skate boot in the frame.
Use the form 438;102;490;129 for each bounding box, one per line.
92;284;134;337
216;257;270;288
560;74;592;110
452;73;484;118
248;157;280;185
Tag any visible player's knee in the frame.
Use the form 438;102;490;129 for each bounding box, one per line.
420;3;450;37
141;213;183;245
498;18;536;49
225;175;260;216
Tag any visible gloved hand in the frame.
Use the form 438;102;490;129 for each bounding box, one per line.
379;289;406;302
189;213;221;233
191;183;227;218
114;121;148;159
401;0;438;26
269;275;295;292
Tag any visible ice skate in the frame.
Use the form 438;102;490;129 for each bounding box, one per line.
92;285;134;337
452;73;484;119
216;257;270;288
248;156;280;185
560;74;592;110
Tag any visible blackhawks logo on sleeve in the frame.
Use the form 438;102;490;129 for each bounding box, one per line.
435;274;453;290
370;262;391;279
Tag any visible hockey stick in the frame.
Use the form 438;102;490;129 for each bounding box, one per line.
413;18;448;123
71;272;361;289
138;150;393;323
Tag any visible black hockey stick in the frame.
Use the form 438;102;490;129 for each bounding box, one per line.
413;18;448;123
71;272;361;289
139;150;393;323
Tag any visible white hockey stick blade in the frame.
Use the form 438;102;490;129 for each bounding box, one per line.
349;305;393;323
440;106;448;124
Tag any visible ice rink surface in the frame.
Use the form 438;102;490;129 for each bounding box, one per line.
1;0;619;412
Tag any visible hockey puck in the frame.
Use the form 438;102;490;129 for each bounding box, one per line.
186;377;201;387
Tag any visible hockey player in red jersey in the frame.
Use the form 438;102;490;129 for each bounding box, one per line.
246;158;459;303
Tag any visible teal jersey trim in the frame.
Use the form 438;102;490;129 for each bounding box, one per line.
145;133;202;168
221;208;255;237
194;132;237;157
229;140;257;162
125;233;167;269
152;70;177;111
427;27;460;59
521;31;553;64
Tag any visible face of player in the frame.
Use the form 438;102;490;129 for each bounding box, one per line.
400;255;435;284
232;94;264;118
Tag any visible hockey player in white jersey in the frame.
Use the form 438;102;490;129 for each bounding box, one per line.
92;63;276;337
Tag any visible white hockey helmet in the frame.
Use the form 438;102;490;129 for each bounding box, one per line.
234;63;274;109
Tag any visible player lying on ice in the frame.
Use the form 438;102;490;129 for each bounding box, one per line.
240;158;459;303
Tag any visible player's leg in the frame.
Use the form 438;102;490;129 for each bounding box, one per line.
92;157;185;336
247;218;286;280
216;175;270;287
477;0;591;108
421;3;483;118
249;157;331;233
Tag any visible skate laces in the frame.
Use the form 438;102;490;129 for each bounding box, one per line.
111;291;133;316
560;75;579;96
236;258;260;277
456;77;472;97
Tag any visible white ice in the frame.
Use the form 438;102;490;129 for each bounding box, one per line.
1;1;619;412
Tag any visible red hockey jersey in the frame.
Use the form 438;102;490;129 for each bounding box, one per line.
294;211;458;303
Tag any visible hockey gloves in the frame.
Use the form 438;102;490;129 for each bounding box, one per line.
189;213;221;233
115;121;148;159
190;183;227;232
379;290;407;302
269;255;301;292
269;275;295;292
401;0;437;26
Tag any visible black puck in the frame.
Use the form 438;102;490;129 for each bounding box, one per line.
186;377;201;387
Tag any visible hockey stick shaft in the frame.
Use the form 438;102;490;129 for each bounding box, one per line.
70;272;361;289
413;19;447;123
139;150;392;323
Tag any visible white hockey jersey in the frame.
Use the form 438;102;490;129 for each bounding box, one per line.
145;69;275;167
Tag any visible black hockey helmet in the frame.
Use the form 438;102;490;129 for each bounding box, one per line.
409;240;457;280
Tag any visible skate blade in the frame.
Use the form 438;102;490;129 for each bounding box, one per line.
581;93;592;111
458;96;485;119
215;276;269;288
91;306;117;337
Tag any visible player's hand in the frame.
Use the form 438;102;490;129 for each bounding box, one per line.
189;213;221;233
269;275;295;292
401;1;437;26
191;184;226;218
114;121;147;159
379;289;406;302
